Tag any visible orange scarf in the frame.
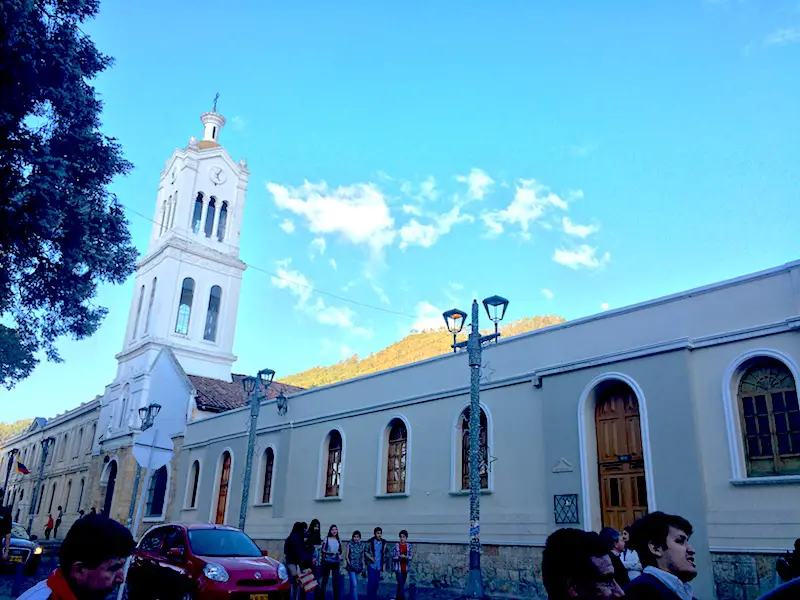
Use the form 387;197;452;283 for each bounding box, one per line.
46;569;79;600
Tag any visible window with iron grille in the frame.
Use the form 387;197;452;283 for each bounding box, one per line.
386;420;407;494
325;431;342;497
738;358;800;477
460;408;489;490
262;448;275;503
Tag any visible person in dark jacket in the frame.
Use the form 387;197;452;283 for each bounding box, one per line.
542;528;624;599
625;512;697;600
285;522;308;600
599;528;630;589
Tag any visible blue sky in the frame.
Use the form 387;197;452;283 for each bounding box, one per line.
2;0;799;421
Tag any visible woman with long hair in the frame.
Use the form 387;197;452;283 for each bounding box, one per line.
285;522;307;600
319;524;343;600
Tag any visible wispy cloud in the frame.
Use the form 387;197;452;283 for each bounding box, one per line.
456;168;495;201
569;143;598;158
553;245;611;270
541;288;554;300
279;219;295;234
411;301;445;332
268;181;396;258
329;258;338;271
562;217;600;238
399;206;474;250
765;26;800;45
309;237;326;260
482;179;569;239
231;116;246;132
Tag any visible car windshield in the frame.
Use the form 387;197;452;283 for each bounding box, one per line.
11;525;29;540
188;529;262;558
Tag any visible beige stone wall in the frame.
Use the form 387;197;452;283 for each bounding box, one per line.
711;552;782;600
136;436;184;540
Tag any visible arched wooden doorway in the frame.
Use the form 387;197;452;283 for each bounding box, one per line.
215;452;231;525
595;381;648;532
102;461;117;517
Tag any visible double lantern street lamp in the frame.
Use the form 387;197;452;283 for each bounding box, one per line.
239;368;279;531
126;402;162;530
443;295;509;600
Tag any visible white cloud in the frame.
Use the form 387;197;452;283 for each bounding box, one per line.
542;288;554;300
267;181;396;257
601;302;610;311
419;176;438;202
231;116;246;131
444;281;464;306
456;168;495;201
366;274;390;305
411;301;445;332
448;282;464;290
399;206;473;250
270;259;360;329
402;204;423;216
562;217;599;238
553;245;611;270
482;179;569;238
339;344;354;358
569;143;598;157
279;219;295;234
329;258;338;270
309;237;326;259
765;26;800;45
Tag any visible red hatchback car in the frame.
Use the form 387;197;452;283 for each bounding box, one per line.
127;523;290;600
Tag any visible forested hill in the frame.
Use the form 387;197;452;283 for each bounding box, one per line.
0;419;33;443
281;315;565;389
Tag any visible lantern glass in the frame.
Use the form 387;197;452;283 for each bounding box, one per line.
258;368;276;387
150;403;162;419
138;407;149;421
443;308;468;334
482;295;509;324
242;376;258;396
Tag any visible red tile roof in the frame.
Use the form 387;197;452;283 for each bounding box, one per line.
187;373;304;413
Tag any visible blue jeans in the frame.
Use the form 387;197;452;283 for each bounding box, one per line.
348;571;361;600
366;569;381;600
395;571;407;600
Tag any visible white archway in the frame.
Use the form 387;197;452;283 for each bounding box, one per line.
375;415;412;495
577;372;657;532
721;348;800;481
208;448;235;525
317;427;346;499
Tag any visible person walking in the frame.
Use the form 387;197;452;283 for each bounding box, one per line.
16;514;135;600
391;530;413;600
625;511;698;600
54;506;63;538
365;527;387;600
45;515;54;540
345;530;367;600
622;526;643;580
285;522;308;600
306;519;323;585
319;525;342;600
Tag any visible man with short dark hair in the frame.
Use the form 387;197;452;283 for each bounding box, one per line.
600;527;631;589
625;512;697;600
17;514;135;600
366;527;388;600
543;528;624;599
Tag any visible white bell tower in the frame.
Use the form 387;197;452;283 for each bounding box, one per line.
114;104;249;382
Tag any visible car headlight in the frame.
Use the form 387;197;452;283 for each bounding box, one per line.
33;547;43;555
278;563;289;582
203;563;230;582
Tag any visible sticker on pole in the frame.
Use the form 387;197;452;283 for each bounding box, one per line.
132;429;174;470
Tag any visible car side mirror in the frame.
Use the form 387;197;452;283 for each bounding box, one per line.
167;548;184;559
261;549;269;557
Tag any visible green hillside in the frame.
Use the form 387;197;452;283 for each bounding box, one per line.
0;419;33;443
281;315;565;389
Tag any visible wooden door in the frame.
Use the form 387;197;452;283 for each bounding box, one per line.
215;452;231;525
102;462;117;517
595;383;648;532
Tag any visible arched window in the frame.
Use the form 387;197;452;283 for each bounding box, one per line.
203;286;222;342
175;278;195;335
74;428;82;458
386;420;408;494
460;407;489;490
64;480;72;512
215;452;232;524
132;285;145;340
204;197;216;238
48;482;57;514
191;193;204;233
325;431;343;497
118;387;129;429
60;434;68;461
187;461;200;509
145;278;157;334
77;479;85;512
37;484;45;513
170;192;178;228
262;448;275;504
87;424;96;455
738;358;800;477
217;201;228;242
159;197;168;235
146;466;168;517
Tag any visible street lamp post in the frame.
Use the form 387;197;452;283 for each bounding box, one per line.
27;437;55;534
126;403;162;530
1;448;19;506
443;295;509;600
239;368;275;531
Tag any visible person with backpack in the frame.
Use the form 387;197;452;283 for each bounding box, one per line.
319;525;342;600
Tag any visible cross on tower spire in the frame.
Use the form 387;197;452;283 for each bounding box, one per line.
212;92;220;113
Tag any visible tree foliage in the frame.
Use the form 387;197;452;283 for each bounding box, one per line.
0;419;33;443
281;315;566;389
0;0;137;388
